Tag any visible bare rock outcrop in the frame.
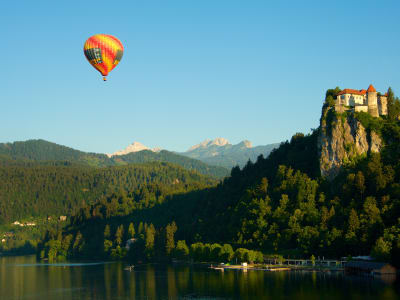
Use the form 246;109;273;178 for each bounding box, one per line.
318;108;382;180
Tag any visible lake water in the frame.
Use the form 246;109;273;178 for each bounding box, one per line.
0;255;399;299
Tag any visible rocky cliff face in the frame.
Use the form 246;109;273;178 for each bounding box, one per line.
318;107;382;180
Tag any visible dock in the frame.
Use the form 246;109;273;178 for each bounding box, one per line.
209;265;290;272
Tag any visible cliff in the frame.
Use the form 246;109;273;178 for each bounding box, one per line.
318;106;382;180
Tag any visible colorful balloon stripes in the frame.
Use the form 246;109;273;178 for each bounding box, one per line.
84;34;124;81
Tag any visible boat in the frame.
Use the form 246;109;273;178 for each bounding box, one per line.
124;265;134;271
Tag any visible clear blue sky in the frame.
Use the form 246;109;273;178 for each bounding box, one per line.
1;0;399;153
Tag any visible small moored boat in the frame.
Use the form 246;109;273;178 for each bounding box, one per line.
124;265;134;271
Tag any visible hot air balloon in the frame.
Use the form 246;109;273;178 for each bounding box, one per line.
83;34;124;81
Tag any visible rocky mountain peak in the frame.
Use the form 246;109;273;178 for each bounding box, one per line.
210;137;230;147
238;140;252;148
187;138;231;152
107;141;158;157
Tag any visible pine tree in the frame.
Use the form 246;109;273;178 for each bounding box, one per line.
138;222;144;239
128;222;135;239
104;224;111;239
144;223;156;260
165;221;177;256
115;225;124;246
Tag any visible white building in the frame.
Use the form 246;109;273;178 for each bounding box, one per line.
335;84;387;117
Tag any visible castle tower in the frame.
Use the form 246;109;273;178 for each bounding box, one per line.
367;84;379;117
378;94;388;116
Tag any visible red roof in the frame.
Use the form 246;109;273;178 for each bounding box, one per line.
337;89;366;96
367;84;376;92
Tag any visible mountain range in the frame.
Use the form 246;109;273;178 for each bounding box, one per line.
0;137;279;177
0;140;228;178
179;138;280;169
109;138;280;169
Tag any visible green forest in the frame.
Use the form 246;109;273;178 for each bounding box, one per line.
0;140;228;178
0;162;216;223
36;88;400;268
0;161;217;254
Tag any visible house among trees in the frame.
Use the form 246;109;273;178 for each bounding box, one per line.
335;84;387;117
345;261;396;275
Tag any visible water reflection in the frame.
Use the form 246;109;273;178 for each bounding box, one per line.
0;255;399;300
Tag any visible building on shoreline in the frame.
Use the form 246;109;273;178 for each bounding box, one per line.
335;84;387;117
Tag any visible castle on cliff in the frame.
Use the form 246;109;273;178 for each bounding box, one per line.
335;84;387;117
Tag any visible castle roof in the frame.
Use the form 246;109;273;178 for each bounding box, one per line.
367;84;376;93
337;89;366;96
337;85;379;97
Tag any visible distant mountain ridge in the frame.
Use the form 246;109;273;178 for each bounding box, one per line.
188;137;230;151
0;137;280;175
107;141;161;157
105;138;280;169
180;137;280;169
0;140;228;178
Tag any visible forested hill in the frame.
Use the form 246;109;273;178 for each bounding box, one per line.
0;140;228;178
40;88;400;267
114;150;229;178
0;139;110;165
0;162;217;224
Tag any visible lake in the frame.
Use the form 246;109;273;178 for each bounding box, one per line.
0;255;399;299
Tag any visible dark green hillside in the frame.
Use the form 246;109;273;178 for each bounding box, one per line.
40;88;400;267
0;162;216;224
0;139;111;166
0;140;228;178
115;150;229;178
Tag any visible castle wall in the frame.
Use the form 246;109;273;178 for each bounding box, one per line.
338;94;350;106
378;96;388;115
367;91;379;117
355;106;368;113
339;94;365;106
349;95;365;106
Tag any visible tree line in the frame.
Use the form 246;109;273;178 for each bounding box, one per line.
39;220;264;265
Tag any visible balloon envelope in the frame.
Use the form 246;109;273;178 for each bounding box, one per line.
83;34;124;80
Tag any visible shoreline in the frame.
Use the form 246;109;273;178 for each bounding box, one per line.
209;264;344;273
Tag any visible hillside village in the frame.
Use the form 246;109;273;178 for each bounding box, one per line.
335;84;387;117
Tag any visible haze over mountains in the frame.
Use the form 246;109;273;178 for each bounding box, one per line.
110;138;280;169
180;138;280;169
